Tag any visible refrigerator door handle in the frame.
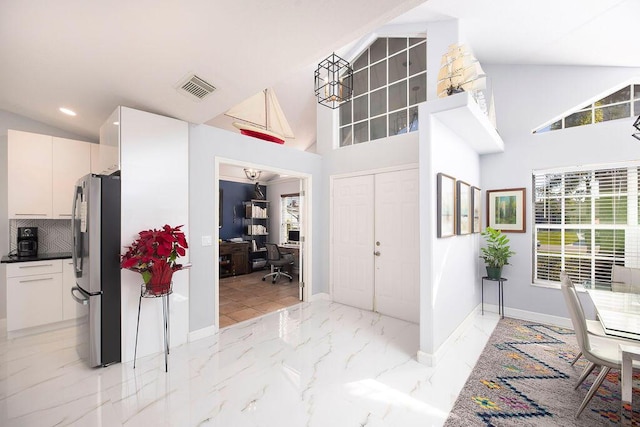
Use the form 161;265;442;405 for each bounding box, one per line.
71;286;89;305
71;185;84;276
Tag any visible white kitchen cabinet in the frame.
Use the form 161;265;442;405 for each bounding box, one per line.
52;137;91;218
99;107;120;174
7;130;53;219
61;259;79;320
6;260;63;331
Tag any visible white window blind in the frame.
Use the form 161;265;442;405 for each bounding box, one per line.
533;162;640;287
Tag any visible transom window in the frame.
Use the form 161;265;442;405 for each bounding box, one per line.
533;162;640;288
338;37;427;147
534;84;640;134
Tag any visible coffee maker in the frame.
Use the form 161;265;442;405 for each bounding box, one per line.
17;227;38;257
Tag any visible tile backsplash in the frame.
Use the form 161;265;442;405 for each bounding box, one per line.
9;219;72;254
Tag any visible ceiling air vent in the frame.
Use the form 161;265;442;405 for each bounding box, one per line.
176;74;216;101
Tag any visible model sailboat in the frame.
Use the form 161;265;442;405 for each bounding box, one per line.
225;88;294;144
436;44;486;98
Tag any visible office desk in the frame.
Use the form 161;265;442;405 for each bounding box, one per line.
279;244;301;275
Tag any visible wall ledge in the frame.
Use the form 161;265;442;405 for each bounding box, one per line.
425;92;504;154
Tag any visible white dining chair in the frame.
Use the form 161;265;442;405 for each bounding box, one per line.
561;271;636;417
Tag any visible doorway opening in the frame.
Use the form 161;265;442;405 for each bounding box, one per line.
214;158;311;328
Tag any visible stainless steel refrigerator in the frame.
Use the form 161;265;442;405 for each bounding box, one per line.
70;174;121;367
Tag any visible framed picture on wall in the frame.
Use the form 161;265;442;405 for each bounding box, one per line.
437;173;456;238
486;188;526;232
456;180;471;235
471;186;482;233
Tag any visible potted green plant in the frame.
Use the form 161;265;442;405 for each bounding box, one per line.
121;224;189;295
480;227;515;279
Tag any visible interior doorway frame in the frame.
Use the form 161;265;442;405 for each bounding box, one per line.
214;156;313;329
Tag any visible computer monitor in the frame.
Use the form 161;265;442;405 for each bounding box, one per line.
288;230;300;243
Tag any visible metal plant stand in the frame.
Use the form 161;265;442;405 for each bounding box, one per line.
134;282;172;372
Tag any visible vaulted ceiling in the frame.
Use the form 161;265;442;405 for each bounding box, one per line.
1;0;637;152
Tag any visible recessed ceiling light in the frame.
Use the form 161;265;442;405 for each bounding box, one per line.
59;107;77;116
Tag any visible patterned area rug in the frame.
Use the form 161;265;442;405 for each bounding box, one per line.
445;317;640;426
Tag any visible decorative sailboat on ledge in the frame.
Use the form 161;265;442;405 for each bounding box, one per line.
436;44;486;98
225;88;294;144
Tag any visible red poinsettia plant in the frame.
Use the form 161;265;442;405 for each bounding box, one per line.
121;224;188;292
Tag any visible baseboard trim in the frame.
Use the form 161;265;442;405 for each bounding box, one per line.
188;324;218;342
309;292;331;302
417;305;483;367
500;305;572;329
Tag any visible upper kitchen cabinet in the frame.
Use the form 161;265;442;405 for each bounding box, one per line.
98;107;120;175
52;137;91;218
8;130;53;218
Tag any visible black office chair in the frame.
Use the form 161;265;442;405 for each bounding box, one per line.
262;243;294;284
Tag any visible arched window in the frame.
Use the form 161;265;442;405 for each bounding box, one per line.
534;84;640;134
338;37;427;147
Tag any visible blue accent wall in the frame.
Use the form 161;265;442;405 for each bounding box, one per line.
219;180;267;241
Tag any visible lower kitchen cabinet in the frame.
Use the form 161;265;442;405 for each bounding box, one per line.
6;260;63;331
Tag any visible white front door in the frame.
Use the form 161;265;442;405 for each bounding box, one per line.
374;169;420;323
331;175;375;310
331;168;420;323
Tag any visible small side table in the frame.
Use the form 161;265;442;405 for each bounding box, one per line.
482;276;507;319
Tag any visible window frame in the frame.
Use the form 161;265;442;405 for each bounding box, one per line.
532;161;640;289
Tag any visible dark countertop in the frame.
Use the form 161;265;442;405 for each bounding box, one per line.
1;252;72;264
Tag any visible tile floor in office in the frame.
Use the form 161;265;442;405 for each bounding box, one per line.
219;270;300;327
0;300;499;427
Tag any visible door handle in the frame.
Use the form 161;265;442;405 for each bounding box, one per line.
71;286;89;305
374;251;381;256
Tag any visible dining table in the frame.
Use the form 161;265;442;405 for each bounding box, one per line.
585;286;640;417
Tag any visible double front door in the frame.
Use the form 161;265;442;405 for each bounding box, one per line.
331;168;419;323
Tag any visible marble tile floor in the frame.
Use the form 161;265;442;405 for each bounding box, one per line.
0;300;499;427
219;271;300;327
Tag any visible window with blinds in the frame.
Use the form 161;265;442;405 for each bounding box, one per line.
281;193;300;243
533;162;640;287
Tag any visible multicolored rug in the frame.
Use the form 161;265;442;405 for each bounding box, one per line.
444;317;640;426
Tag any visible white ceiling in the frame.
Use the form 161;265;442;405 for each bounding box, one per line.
1;0;638;152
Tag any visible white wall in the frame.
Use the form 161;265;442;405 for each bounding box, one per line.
419;107;481;361
119;107;190;362
0;109;95;320
188;124;323;332
267;179;301;245
481;64;640;319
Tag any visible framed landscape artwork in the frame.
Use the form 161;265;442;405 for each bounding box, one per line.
456;180;471;235
437;173;456;238
471;186;481;233
486;188;526;232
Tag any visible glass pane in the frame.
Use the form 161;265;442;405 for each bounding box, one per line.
339;100;352;126
536;254;562;282
388;52;407;84
389;80;407;111
409;44;427;75
354;121;368;144
370;60;387;91
595;168;627;194
388;38;407;55
409;107;418;132
353;95;368;122
595;103;630;122
339;126;352;147
595;196;627;224
370;38;387;63
370;88;386;117
409;74;426;105
635;85;640;99
596;230;625;258
536;229;562;255
353;51;368;71
564;198;591;224
353;69;368;97
370;116;387;141
564;255;593;284
635;100;640;116
389;110;407;136
595;86;631;106
409;37;425;47
565;110;592;128
565;229;593;251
